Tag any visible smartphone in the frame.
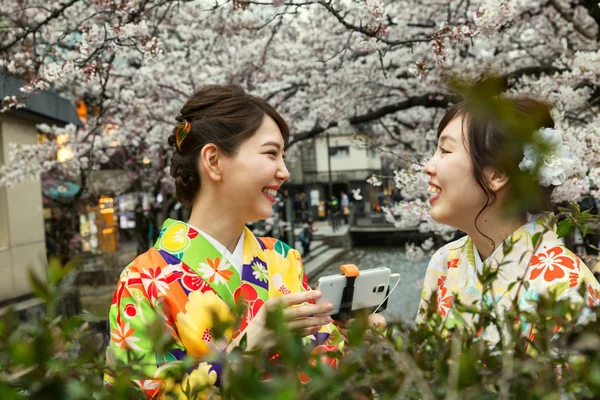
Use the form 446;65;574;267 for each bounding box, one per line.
315;267;391;318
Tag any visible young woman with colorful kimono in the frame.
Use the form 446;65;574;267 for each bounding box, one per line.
417;96;600;342
104;85;348;398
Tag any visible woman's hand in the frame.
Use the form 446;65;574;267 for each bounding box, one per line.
230;290;333;352
332;313;386;342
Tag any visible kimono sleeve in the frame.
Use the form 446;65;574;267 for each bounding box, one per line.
104;263;224;399
104;264;165;399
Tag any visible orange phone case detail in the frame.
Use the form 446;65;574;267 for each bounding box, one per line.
340;264;360;277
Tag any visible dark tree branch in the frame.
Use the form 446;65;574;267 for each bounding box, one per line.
0;0;80;53
289;64;564;148
317;0;431;47
265;83;309;101
288;92;456;147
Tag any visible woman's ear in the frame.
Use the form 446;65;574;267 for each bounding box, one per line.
485;167;509;192
199;144;222;182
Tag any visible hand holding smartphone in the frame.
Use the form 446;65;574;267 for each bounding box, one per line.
315;266;391;319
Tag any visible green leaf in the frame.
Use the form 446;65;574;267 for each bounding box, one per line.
556;219;575;238
580;223;589;237
47;256;74;287
28;269;52;304
467;239;476;267
531;232;542;249
239;332;248;351
568;200;581;214
0;383;20;400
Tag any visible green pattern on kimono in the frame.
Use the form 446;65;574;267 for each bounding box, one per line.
105;219;344;399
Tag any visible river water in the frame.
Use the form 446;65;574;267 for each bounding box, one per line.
309;247;429;323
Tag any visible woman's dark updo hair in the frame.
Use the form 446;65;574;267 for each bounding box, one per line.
437;96;555;247
167;84;290;207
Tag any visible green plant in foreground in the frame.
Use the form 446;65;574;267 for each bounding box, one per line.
3;210;600;399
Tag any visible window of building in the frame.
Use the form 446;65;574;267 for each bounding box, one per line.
302;141;317;172
329;146;350;158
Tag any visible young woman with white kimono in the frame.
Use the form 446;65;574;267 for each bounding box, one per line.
104;85;378;398
418;96;600;343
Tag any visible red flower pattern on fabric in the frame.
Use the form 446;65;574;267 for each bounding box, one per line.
299;344;340;383
233;283;265;338
186;227;199;239
529;246;577;282
447;258;459;269
569;272;579;288
181;262;208;292
124;303;137;318
588;284;600;307
140;267;170;299
436;277;453;317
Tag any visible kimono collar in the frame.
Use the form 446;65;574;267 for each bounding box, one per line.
153;219;266;310
468;213;555;270
186;222;245;274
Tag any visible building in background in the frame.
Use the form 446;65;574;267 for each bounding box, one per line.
292;132;383;219
0;72;82;304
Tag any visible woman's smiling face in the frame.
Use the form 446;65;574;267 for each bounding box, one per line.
218;115;290;223
423;115;488;231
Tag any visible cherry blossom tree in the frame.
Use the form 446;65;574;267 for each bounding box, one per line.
0;0;598;216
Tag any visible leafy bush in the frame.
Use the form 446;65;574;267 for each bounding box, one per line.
3;210;600;399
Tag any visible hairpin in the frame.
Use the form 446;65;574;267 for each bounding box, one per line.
175;120;192;152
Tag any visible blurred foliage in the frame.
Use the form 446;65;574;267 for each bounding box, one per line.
2;230;600;400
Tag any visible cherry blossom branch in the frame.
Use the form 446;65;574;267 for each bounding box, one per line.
547;0;597;40
316;0;431;46
288;92;455;147
579;0;600;39
0;0;80;53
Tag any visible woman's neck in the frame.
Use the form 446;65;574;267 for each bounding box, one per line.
187;191;244;253
465;208;528;261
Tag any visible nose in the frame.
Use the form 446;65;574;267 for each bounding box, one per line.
423;153;436;176
276;158;290;182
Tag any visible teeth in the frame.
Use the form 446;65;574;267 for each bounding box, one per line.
262;188;277;197
427;185;441;194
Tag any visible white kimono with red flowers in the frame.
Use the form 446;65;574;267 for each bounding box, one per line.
417;213;600;341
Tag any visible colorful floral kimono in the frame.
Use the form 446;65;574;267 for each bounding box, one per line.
417;214;600;342
105;219;344;398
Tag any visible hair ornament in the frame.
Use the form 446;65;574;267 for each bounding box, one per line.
518;127;576;187
175;120;192;152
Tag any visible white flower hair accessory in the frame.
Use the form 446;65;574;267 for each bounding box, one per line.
518;127;575;187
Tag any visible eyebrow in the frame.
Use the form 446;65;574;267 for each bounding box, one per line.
438;135;458;145
261;141;282;150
